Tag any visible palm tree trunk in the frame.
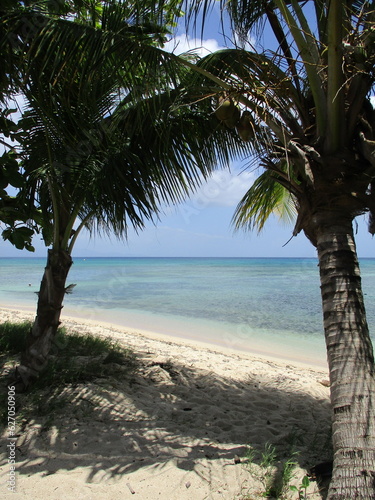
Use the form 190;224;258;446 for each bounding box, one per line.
15;249;72;390
316;218;375;499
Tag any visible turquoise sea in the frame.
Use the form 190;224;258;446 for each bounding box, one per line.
1;257;375;367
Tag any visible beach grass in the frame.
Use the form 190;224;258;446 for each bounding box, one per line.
0;320;137;425
243;442;312;499
0;320;31;354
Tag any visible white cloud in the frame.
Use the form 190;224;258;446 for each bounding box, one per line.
232;31;256;52
163;34;224;57
188;170;254;208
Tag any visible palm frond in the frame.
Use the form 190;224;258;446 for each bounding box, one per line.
232;168;297;233
181;48;308;145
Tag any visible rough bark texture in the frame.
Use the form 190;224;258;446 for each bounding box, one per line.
316;217;375;499
15;249;73;390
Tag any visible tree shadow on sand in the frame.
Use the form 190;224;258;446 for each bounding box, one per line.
1;353;332;498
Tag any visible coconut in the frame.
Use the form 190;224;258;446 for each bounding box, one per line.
236;110;254;141
224;105;241;128
215;97;236;121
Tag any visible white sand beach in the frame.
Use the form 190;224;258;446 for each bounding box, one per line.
0;307;332;499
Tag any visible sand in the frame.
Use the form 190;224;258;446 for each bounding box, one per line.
0;307;332;499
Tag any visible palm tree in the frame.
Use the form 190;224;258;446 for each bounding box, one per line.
169;0;375;497
2;1;247;390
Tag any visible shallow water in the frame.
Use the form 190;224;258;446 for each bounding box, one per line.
1;257;375;366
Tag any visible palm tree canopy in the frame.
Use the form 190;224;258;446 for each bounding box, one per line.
163;0;375;243
1;0;250;252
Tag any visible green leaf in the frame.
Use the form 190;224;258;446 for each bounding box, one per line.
0;153;18;168
301;475;310;488
2;226;35;251
0;173;8;189
5;168;24;188
25;243;35;252
42;225;54;247
0;117;19;136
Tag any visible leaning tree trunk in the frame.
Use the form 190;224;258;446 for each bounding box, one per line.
315;218;375;499
15;248;73;391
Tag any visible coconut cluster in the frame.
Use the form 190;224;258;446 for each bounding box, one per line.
214;97;254;142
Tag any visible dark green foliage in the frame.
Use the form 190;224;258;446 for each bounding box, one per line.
0;108;38;252
0;321;31;354
0;320;137;388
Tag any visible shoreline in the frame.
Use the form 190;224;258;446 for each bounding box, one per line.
0;305;328;371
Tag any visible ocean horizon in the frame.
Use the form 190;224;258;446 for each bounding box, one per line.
1;256;375;367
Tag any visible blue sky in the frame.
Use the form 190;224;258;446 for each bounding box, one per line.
1;8;375;259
